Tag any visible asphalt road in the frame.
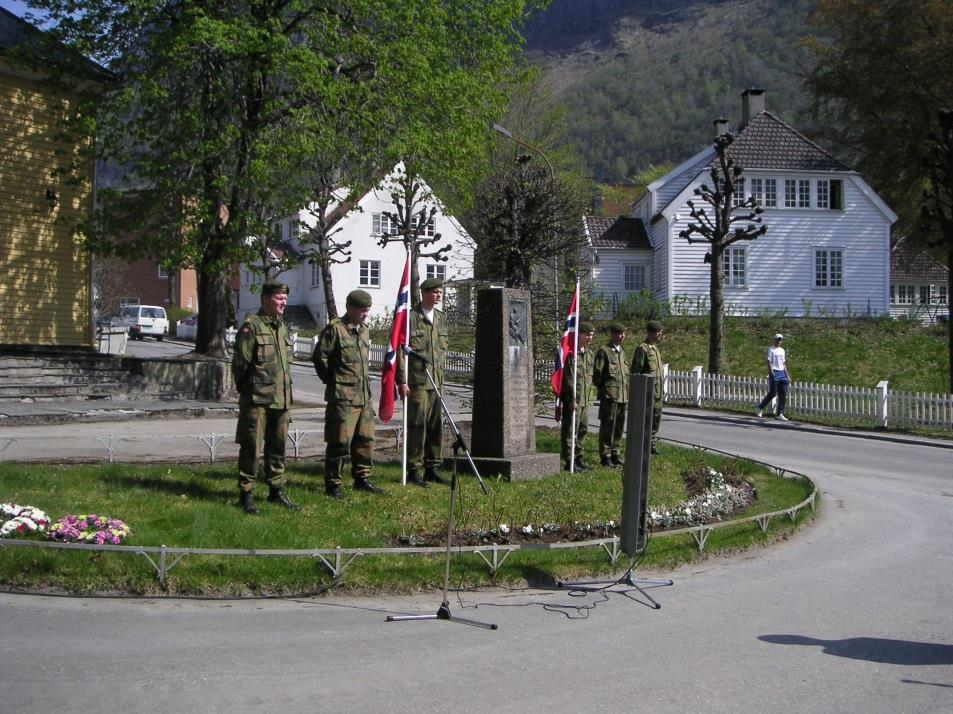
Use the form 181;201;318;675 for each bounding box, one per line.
2;342;953;712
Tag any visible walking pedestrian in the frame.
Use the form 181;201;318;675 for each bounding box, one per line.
757;333;791;421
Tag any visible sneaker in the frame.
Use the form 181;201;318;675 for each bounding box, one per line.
756;408;763;418
776;414;788;421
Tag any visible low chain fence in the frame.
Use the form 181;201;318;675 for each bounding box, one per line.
0;441;817;588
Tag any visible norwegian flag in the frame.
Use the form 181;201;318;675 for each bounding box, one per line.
379;252;411;423
550;283;579;400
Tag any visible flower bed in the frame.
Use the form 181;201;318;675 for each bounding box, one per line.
0;503;50;538
47;514;132;545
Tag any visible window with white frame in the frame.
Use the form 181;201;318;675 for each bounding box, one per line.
784;179;811;208
732;177;746;207
893;285;915;305
784;179;797;208
623;263;646;292
310;261;321;288
412;213;437;237
814;248;843;288
817;179;844;210
425;263;446;282
157;264;170;279
371;213;399;237
722;246;746;287
359;260;381;288
816;179;830;209
937;285;948;304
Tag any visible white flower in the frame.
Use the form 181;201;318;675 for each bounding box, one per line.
498;524;510;535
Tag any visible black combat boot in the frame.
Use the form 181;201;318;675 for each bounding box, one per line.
267;488;300;510
424;467;447;485
573;459;589;472
239;489;258;515
610;455;625;467
406;470;429;488
325;484;345;500
354;478;384;494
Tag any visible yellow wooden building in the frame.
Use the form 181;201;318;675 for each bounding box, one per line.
0;8;106;349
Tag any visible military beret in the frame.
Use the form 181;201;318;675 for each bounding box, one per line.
420;277;444;291
579;321;595;334
261;280;289;296
609;322;627;334
346;289;373;308
647;320;664;333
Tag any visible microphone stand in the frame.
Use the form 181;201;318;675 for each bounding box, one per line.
387;347;496;630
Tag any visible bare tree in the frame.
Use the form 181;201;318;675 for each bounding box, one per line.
679;132;767;374
376;167;452;307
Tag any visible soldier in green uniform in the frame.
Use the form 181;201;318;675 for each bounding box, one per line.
557;322;596;471
592;322;629;467
231;280;298;515
631;320;665;454
312;289;383;500
397;277;449;487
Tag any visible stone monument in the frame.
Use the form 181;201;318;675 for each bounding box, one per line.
465;287;560;480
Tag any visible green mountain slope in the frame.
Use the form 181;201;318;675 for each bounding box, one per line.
525;0;818;182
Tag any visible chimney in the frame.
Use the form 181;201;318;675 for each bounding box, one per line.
741;88;766;128
713;117;730;138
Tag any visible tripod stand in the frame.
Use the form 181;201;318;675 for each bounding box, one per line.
556;559;673;609
387;348;496;630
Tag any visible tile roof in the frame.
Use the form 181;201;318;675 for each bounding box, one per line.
720;111;850;172
0;7;110;81
585;216;651;250
891;241;949;282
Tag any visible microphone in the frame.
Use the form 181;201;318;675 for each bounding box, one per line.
402;345;431;364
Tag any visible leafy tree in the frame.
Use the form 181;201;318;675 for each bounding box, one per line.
803;0;953;391
679;133;767;374
25;0;543;356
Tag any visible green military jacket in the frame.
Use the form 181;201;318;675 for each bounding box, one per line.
312;315;372;406
396;306;448;391
231;311;293;409
592;342;630;403
631;340;664;401
561;346;595;409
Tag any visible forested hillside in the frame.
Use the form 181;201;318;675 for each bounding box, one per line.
524;0;819;182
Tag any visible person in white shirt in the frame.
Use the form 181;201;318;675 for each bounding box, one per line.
757;333;791;420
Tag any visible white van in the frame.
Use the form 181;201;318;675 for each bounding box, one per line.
121;305;169;340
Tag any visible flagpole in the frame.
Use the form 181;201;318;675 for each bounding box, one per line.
401;247;411;486
569;279;580;473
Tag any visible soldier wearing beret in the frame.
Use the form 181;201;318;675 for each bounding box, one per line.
231;280;298;515
592;322;629;467
557;321;597;471
631;320;665;454
312;289;383;499
397;277;449;487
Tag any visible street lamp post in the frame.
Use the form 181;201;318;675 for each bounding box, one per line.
492;123;560;324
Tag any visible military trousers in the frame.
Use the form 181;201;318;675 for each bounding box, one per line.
406;386;443;471
560;405;590;468
651;401;663;447
324;402;375;488
236;405;290;490
598;400;627;459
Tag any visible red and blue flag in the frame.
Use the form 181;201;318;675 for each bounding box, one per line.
379;253;411;422
550;284;579;400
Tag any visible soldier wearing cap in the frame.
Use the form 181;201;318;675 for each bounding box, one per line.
313;289;383;499
557;321;597;471
231;279;298;515
592;322;629;467
631;319;665;454
397;277;449;487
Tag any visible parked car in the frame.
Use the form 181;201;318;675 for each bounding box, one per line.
175;314;237;351
120;305;169;340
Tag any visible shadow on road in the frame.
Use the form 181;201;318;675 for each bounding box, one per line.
759;633;953;665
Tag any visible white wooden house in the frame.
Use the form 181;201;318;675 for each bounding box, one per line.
590;89;898;317
889;239;949;323
238;165;474;326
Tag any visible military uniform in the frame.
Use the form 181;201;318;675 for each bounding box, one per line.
559;344;595;470
592;333;629;464
631;338;664;449
397;295;448;480
232;296;294;503
313;307;376;494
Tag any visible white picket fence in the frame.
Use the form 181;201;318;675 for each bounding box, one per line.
665;365;953;430
217;333;951;431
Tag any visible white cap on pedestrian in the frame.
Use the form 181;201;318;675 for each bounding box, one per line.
774;333;784;340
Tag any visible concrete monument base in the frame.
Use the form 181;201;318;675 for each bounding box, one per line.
444;452;561;482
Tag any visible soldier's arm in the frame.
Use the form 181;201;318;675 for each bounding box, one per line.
231;322;255;389
631;345;646;374
591;349;605;388
312;325;334;383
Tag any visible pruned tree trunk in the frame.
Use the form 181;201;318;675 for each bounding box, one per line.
708;242;725;373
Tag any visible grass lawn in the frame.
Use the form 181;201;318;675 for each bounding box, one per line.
0;431;815;596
